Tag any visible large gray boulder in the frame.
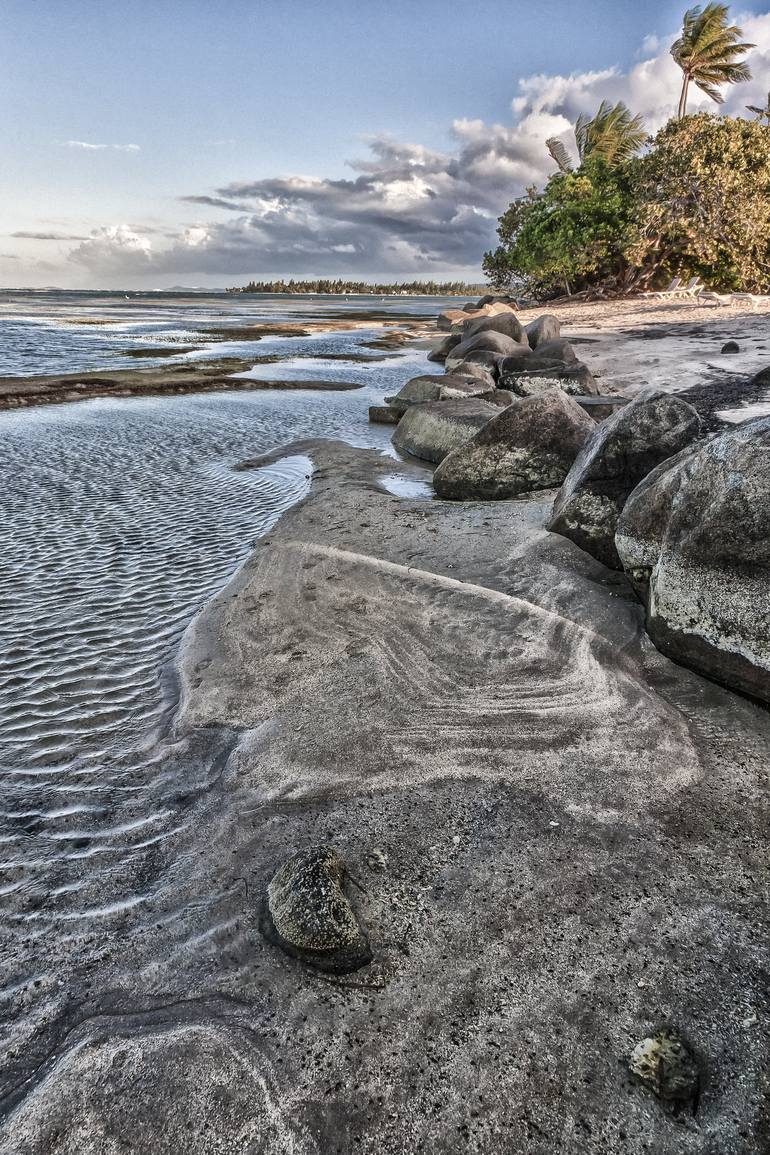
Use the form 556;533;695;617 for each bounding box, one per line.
501;363;599;398
265;845;372;973
437;308;472;331
451;352;501;382
427;333;462;363
392;399;499;464
444;331;523;370
388;374;494;414
450;360;498;389
534;338;578;364
433;390;594;501
548;389;701;569
615;418;770;703
461;310;525;345
525;314;561;349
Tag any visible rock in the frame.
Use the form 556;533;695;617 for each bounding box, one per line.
392;399;500;464
629;1029;699;1108
477;294;516;308
462;301;479;312
525;314;561;349
389;374;495;413
265;845;372;973
751;365;770;386
548;389;701;569
451;352;501;383
427;334;462;363
615;417;770;703
433;390;594;501
369;405;401;425
502;363;599;398
438;378;497;402
461;310;525;345
575;395;629;422
721;340;740;354
445;331;524;371
533;338;578;364
437;309;472;332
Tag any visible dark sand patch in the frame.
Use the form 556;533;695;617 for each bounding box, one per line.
0;358;363;409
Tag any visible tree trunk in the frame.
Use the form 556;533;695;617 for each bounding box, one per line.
678;73;690;119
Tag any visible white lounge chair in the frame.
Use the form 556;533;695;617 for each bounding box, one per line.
642;276;681;299
670;276;703;298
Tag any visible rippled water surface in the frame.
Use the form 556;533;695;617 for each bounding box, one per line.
0;292;441;936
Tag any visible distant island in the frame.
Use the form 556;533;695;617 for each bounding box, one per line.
226;279;487;296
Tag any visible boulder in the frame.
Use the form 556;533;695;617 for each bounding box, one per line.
433;390;594;501
534;338;578;364
265;845;372;973
368;405;401;425
751;365;770;386
438;378;497;402
502;363;599;398
445;331;523;371
525;314;561;349
461;310;526;345
477;294;517;308
389;373;495;413
437;309;471;332
615;417;770;703
392;399;499;464
427;334;462;363
451;352;501;382
721;340;740;354
548;389;701;569
575;395;629;422
451;366;497;391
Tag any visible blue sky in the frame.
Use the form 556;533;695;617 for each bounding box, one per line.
2;1;769;287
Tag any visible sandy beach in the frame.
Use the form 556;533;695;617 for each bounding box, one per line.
1;291;769;1153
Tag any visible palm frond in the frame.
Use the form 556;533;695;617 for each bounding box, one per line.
546;137;574;173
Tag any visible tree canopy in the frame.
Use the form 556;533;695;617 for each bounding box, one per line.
484;114;770;298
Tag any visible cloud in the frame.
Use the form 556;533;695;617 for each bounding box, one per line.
53;12;770;281
62;140;140;152
11;230;90;241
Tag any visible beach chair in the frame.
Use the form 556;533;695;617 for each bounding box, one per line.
698;290;733;307
642;276;681;299
671;276;703;298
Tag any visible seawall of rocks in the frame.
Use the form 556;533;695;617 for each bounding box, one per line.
373;294;770;705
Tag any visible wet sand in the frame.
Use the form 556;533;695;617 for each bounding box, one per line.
2;438;769;1154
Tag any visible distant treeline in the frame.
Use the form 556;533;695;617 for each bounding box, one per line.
226;279;486;296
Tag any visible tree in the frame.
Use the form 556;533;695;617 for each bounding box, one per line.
546;100;646;174
671;3;754;119
483;158;640;297
746;90;770;123
629;114;770;292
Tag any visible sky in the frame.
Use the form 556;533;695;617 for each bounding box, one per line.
2;0;770;288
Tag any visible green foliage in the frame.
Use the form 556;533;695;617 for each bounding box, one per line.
629;114;770;292
575;101;647;164
671;4;754;117
482;158;640;297
227;279;485;296
485;114;770;298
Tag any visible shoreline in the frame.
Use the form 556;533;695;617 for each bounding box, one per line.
2;295;770;1153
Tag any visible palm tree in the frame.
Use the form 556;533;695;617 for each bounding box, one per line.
746;90;770;123
671;3;754;119
546;101;646;173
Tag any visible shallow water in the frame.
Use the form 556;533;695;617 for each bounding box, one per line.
0;292;443;948
0;289;453;376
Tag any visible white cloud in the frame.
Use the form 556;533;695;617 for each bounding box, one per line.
48;12;770;281
62;140;140;152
